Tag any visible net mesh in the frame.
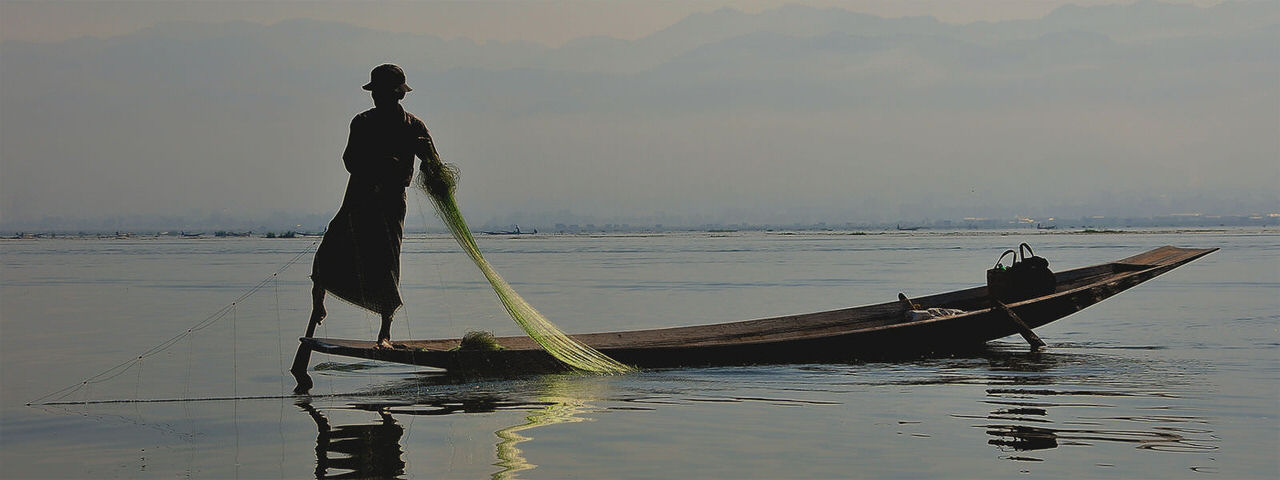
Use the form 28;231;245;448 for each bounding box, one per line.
416;160;633;374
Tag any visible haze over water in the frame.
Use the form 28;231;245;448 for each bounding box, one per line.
1;229;1275;478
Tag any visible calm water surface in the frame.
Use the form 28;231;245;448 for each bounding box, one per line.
1;230;1276;478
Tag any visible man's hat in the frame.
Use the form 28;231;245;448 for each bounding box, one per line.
363;64;412;93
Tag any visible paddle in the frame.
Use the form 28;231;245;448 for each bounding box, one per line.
993;300;1046;350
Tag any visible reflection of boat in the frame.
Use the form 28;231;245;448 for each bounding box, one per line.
300;246;1214;374
987;424;1059;451
981;403;1211;455
298;375;599;479
483;225;537;235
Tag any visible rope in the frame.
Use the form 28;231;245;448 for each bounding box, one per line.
38;390;386;406
27;239;320;406
185;335;193;400
275;274;285;396
232;302;238;400
414;203;456;344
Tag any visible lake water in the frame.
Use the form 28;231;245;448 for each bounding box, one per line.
1;229;1276;478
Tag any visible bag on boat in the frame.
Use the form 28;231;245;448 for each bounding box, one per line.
986;243;1056;302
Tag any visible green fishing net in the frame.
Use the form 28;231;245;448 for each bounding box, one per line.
416;158;633;374
452;331;504;351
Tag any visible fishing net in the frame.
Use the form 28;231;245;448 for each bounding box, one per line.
416;157;633;374
452;330;505;351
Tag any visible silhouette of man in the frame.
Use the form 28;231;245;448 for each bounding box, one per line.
309;64;442;349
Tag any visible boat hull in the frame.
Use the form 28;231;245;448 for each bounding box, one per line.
301;246;1215;374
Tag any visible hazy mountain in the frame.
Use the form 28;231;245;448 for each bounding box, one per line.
2;1;1276;230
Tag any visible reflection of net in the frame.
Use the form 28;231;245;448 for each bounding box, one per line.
493;398;592;479
491;374;606;479
416;163;632;374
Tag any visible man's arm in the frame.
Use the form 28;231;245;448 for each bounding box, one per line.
416;131;457;196
342;116;367;175
416;133;442;174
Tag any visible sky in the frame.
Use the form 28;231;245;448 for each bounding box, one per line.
0;1;1229;45
1;0;1276;230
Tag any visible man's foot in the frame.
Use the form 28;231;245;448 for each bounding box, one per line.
375;338;394;350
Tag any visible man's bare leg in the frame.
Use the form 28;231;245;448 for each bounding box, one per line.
308;284;326;327
292;283;327;393
376;313;394;349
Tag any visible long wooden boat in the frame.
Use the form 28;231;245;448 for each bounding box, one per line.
301;246;1214;374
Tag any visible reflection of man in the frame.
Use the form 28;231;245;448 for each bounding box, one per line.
300;403;406;479
308;64;443;348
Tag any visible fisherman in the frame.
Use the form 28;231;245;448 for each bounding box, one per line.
308;64;444;349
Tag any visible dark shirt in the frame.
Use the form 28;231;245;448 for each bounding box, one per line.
342;105;430;192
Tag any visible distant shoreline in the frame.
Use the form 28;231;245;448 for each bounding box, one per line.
5;212;1275;238
4;224;1275;240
